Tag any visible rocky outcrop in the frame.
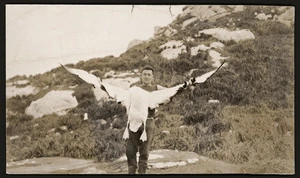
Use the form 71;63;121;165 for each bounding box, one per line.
127;39;144;50
159;40;187;60
154;25;178;37
6;84;40;99
180;5;236;24
196;28;255;43
182;17;198;29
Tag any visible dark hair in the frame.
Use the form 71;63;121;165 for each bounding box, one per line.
141;65;154;73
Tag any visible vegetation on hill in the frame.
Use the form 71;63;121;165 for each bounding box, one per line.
6;6;294;173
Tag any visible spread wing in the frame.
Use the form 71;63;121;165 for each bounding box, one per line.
60;64;129;105
101;81;129;106
60;64;101;88
148;61;226;108
148;82;188;109
193;61;226;84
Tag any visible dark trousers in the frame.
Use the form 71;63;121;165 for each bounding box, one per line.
126;119;155;174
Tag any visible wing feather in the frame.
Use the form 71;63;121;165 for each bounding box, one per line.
60;64;129;105
194;61;226;84
149;82;187;108
60;64;101;88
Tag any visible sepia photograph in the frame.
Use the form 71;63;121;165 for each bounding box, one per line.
5;4;294;174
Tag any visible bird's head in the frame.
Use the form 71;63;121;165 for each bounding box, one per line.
188;77;196;86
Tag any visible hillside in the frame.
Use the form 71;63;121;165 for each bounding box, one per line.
6;5;294;174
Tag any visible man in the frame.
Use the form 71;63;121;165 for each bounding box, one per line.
126;65;165;174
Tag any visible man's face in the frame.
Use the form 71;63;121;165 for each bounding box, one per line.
141;69;154;86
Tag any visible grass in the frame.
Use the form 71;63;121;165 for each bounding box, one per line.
216;105;294;173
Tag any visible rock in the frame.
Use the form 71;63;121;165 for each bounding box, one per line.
164;26;178;37
100;119;107;125
208;50;229;67
10;135;20;141
25;90;78;119
256;13;272;20
208;99;220;104
197;28;255;43
6;85;40;99
180;5;230;22
210;42;225;49
60;126;68;131
185;36;195;42
159;40;187;60
161;130;170;135
190;44;210;56
6;157;95;174
49;128;56;133
278;6;288;13
276;7;294;26
83;113;88;120
182;17;198;29
127;39;144;50
232;5;245;13
153;26;162;35
54;132;62;138
104;70;116;78
179;125;188;129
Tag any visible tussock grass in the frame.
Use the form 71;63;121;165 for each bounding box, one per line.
216;105;294;173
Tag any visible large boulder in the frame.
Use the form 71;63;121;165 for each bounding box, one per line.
197;28;255;43
25;90;78;119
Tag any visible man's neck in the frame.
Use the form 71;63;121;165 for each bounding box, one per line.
139;83;157;92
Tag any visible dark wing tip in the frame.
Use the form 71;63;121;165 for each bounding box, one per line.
59;63;67;70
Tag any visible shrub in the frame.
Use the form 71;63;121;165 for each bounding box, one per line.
61;128;96;159
92;128;126;162
255;21;293;36
58;113;84;131
29;136;63;158
6;114;34;136
6;95;33;114
183;102;222;125
152;126;197;151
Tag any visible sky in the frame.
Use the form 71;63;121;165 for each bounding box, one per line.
6;5;185;80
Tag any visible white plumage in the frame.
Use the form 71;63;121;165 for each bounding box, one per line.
61;62;225;141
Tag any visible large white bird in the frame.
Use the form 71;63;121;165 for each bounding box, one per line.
60;61;225;141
